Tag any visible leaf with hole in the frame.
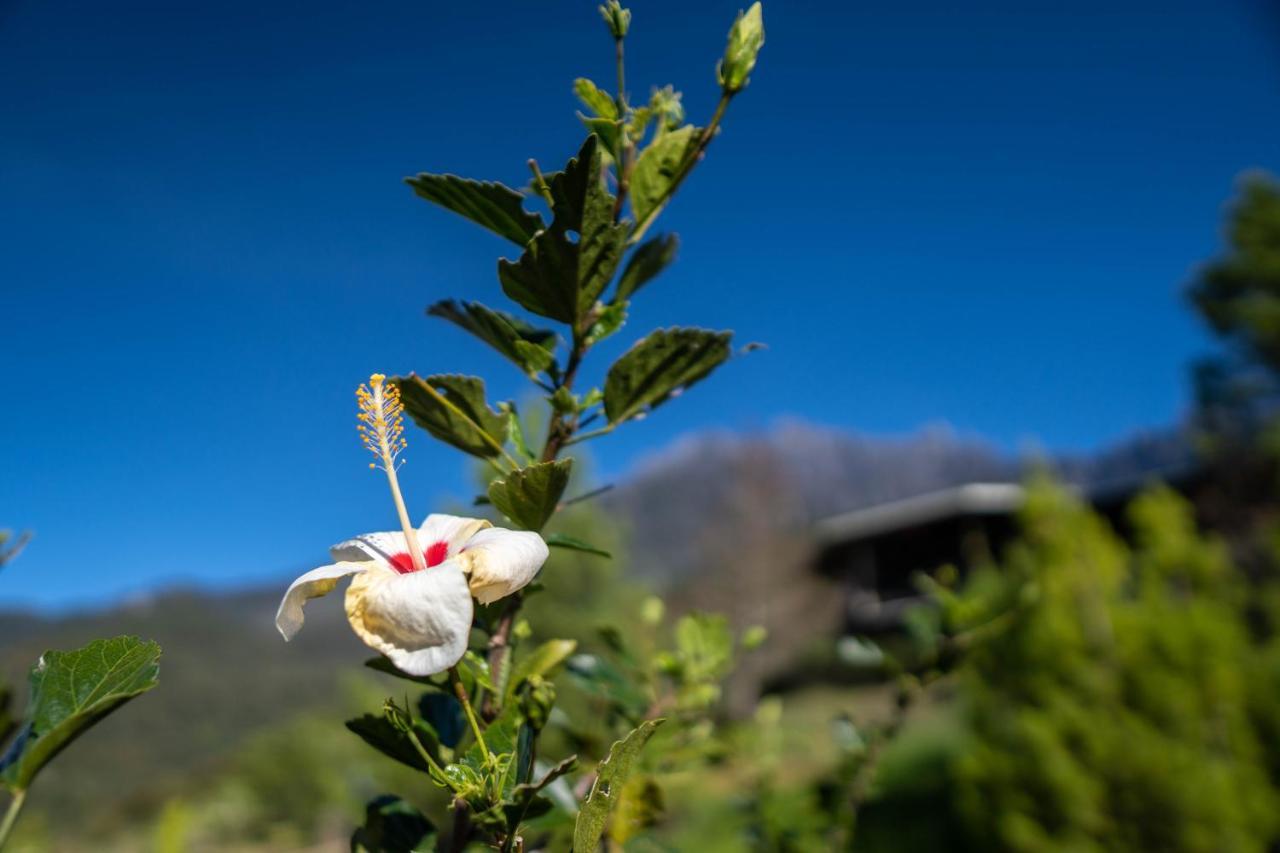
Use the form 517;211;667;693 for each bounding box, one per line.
573;719;666;852
405;174;544;246
498;136;629;328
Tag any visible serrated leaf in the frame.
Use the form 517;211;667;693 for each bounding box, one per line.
2;636;160;790
574;78;618;120
488;459;573;531
545;534;612;558
428;300;557;379
405;174;544;246
603;328;733;424
395;374;509;460
573;719;666;853
505;639;578;704
498;136;629;329
351;795;437;853
630;125;699;225
616;234;679;302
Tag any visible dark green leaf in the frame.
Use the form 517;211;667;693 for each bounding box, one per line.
487;459;573;531
351;795;437;853
2;636;160;790
573;719;666;853
616;234;679;302
507;755;578;832
417;693;465;750
498;136;629;328
404;174;544;246
545;533;612;558
630;125;699;225
395;374;509;460
345;713;439;771
363;656;443;687
574;78;618;120
427;300;557;379
603;328;733;424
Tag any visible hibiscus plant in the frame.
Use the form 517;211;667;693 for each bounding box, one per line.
276;3;765;850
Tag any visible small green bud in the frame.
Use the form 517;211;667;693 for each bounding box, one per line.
740;624;767;650
599;1;631;39
717;2;765;94
648;85;685;131
640;595;665;625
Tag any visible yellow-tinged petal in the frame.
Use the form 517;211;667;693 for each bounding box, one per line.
457;527;549;605
276;561;372;641
344;562;473;676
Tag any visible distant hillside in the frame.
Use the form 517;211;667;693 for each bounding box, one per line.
0;420;1196;838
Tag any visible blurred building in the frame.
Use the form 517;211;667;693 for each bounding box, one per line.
812;467;1204;638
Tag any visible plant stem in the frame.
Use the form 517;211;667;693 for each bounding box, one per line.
0;789;26;850
450;666;491;764
612;34;634;223
449;797;471;853
404;725;462;794
564;422;617;447
628;92;733;247
527;159;555;210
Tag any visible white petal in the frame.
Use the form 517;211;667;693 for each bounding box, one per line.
344;562;474;676
329;531;409;566
457;528;549;605
418;514;491;558
276;561;370;641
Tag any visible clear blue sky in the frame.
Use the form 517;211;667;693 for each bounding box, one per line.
2;0;1277;609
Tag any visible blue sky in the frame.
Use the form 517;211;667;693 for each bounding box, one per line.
2;0;1278;609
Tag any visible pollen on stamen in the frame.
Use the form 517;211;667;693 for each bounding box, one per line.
356;373;408;473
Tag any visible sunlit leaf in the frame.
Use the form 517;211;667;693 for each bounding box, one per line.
395;373;509;460
488;460;573;531
574;78;618;120
630;125;699;225
585;302;628;346
404;174;544;246
603;327;733;424
505;639;578;704
1;636;160;791
573;719;666;852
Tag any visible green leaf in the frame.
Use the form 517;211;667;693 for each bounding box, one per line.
545;533;612;558
630;125;699;226
487;459;573;531
351;795;437;853
503;404;538;463
574;78;618;120
1;636;160;790
395;374;509;460
573;719;666;853
506;755;578;833
564;654;649;720
363;656;442;687
585;302;628;346
505;639;578;704
404;173;544;246
616;234;679;302
427;300;558;379
498;136;629;329
345;713;440;771
603;327;733;424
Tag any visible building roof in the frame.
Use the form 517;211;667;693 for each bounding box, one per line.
812;482;1025;546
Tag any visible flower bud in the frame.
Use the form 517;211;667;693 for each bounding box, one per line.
717;2;765;94
599;1;631;39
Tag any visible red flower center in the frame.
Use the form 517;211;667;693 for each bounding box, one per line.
387;540;450;574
